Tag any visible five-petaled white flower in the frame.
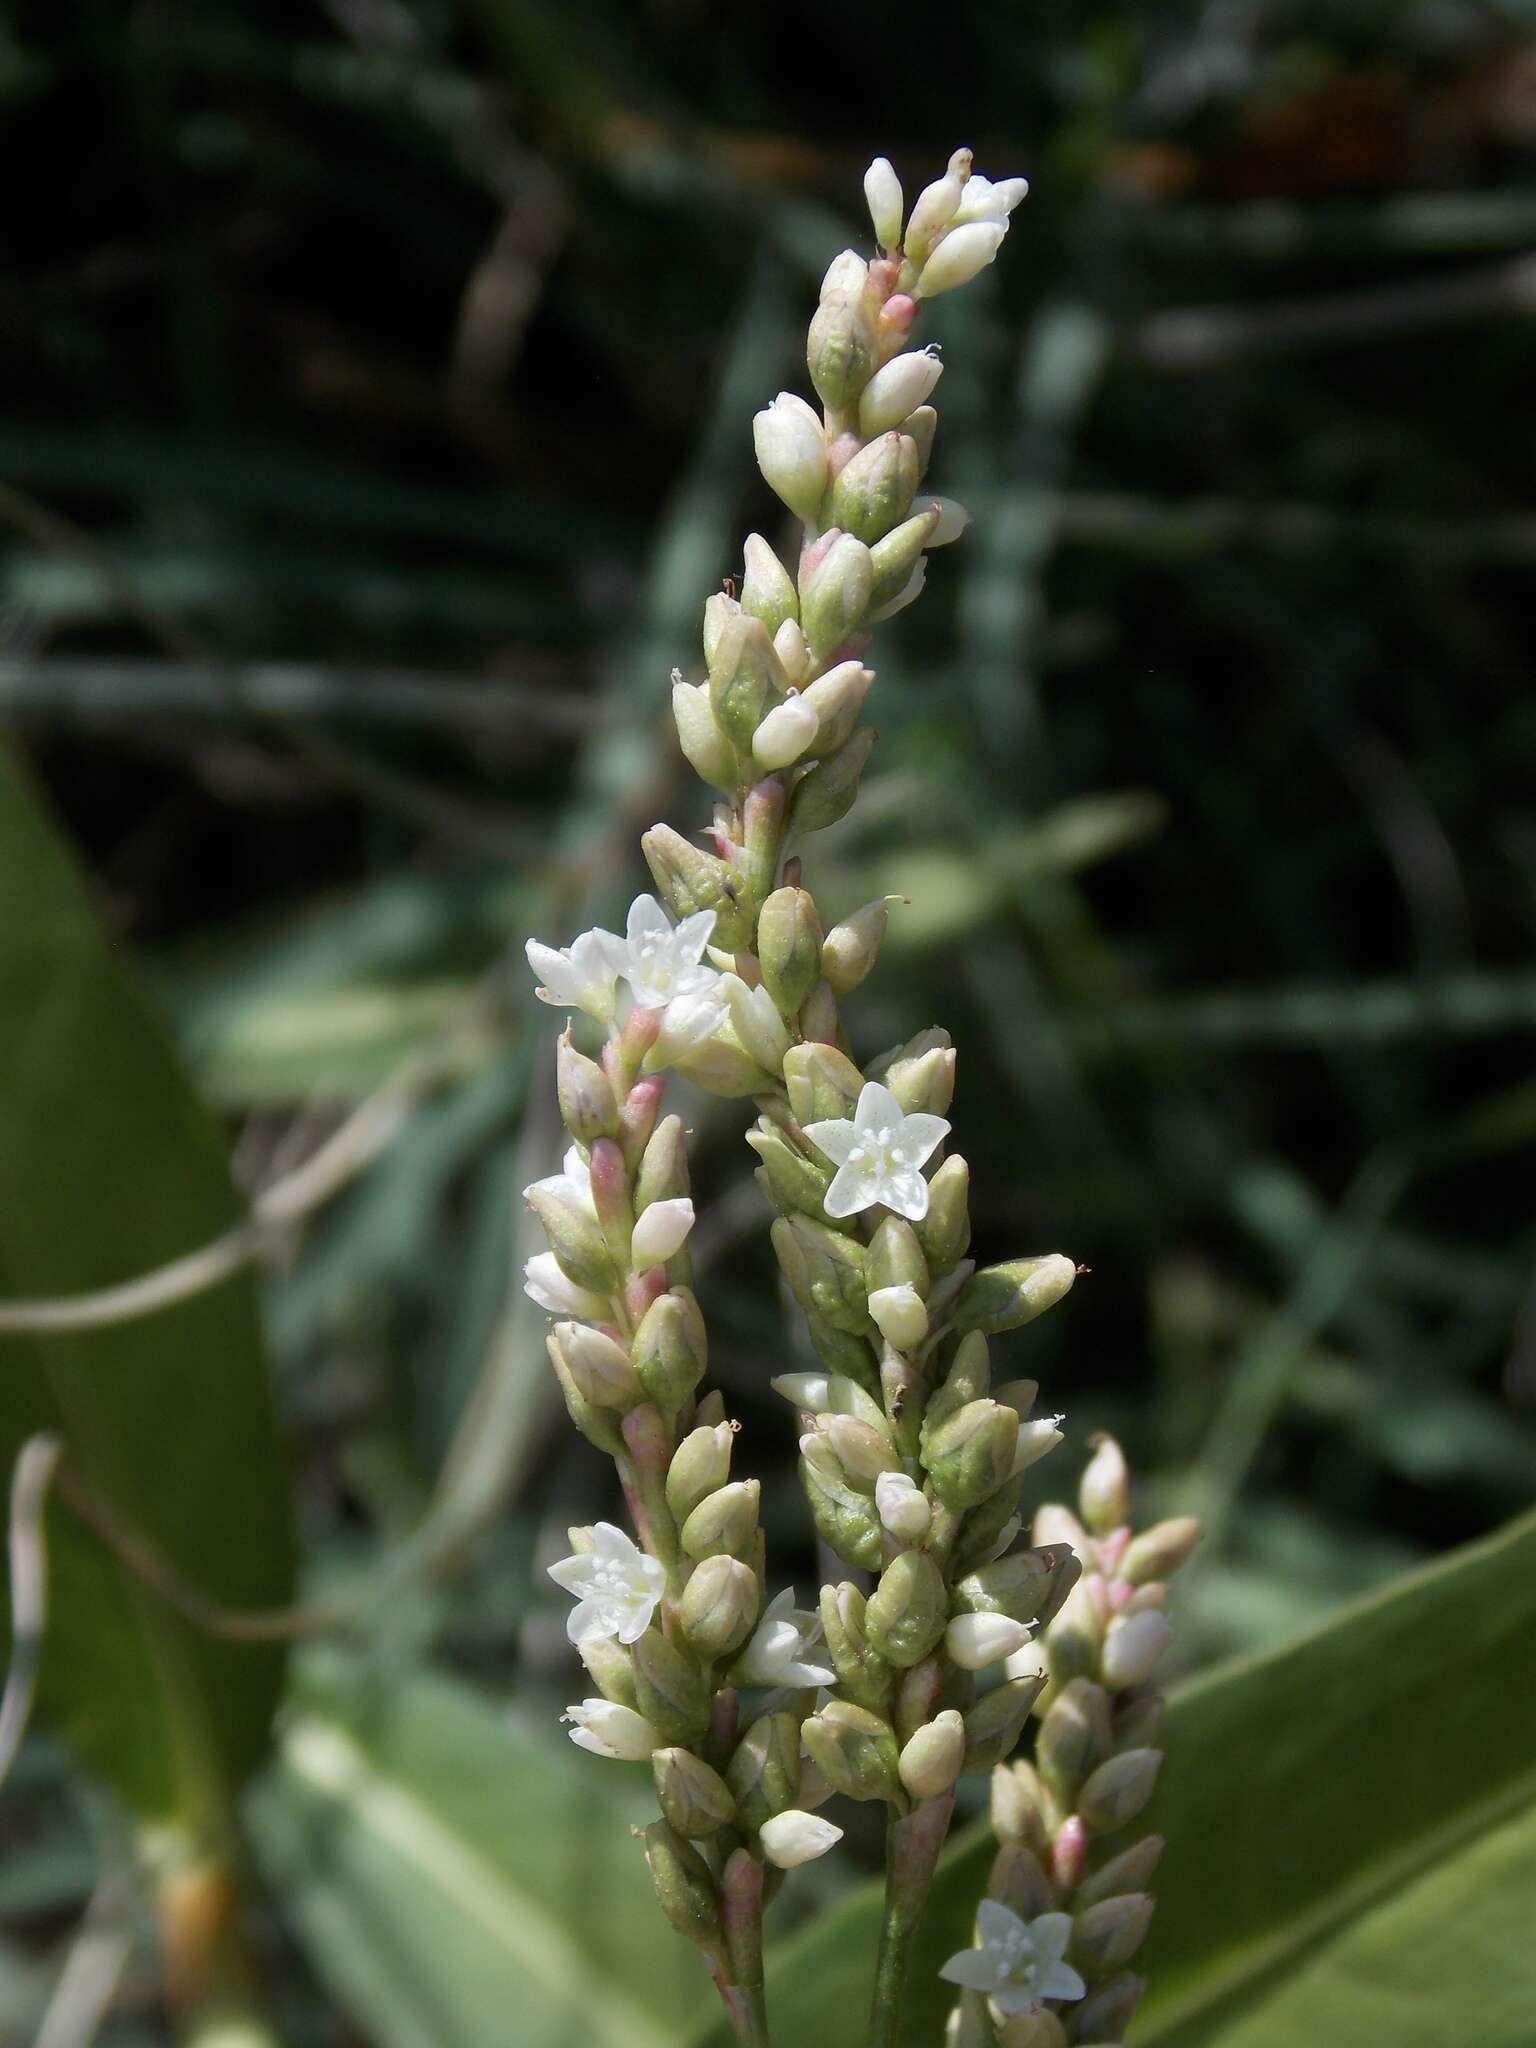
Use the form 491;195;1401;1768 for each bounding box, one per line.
938;1902;1085;2016
732;1588;835;1688
547;1522;666;1646
804;1081;949;1222
526;928;621;1022
612;894;720;1011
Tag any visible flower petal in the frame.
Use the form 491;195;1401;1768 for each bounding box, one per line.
1037;1960;1087;2004
898;1112;950;1165
545;1554;598;1597
823;1162;876;1219
625;894;672;942
1023;1912;1073;1964
803;1118;859;1166
975;1899;1028;1950
853;1080;904;1135
881;1168;931;1221
937;1950;1006;1994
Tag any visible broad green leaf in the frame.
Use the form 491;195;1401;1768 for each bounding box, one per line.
0;752;294;1819
249;1656;713;2048
692;1506;1536;2047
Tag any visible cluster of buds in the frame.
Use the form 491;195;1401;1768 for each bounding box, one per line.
523;148;1101;2045
940;1439;1201;2045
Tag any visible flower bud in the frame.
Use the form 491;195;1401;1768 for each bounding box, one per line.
821;247;869;298
800;531;874;660
991;1758;1050;1854
953;173;1029;225
830;431;919;545
781;1040;862;1127
952;1548;1057;1623
702;590;741;667
864;1549;948;1668
740;532;799;636
760;1809;844;1868
897;1709;965;1799
921;1330;991;1444
818;1581;892;1713
952;1254;1077;1336
641;823;752;953
902;404;938;477
773;617;809;684
801;1700;899;1802
1078;1835;1165;1907
746;1119;833;1219
925;1399;1019;1512
868;505;939;610
874;1469;932;1544
545;1331;626;1454
1079;1434;1130;1535
946;1612;1034;1671
807;290;877;412
666;1422;734;1522
1122;1516;1202;1585
631;1290;707;1414
678;1553;760;1660
996;2009;1066;2048
1010;1416;1065;1481
1036;1678;1111;1807
752;695;819;771
1036;1546;1084;1632
525;1185;616;1296
1102;1609;1172;1690
819;1413;900;1488
631;1196;695;1270
866;1283;927;1351
556;1035;618;1144
1113;1693;1166;1754
653;1747;737;1838
633;1114;689;1211
819;897;891;996
952;1479;1024;1577
552;1321;642;1409
757;887;824;1017
875;1027;954;1113
802;1454;884;1572
798;658;874;755
753;392;827;521
915;1153;971;1273
1078;1747;1162;1835
903;152;970;262
915;222;1007;298
864;156;904;251
859;350;944;438
772;1214;869;1333
788;727;876;836
1075;1892;1155;1971
671;1029;773;1099
632;1630;712;1746
577;1635;641;1710
1070;1974;1146;2043
708;613;787;757
961;1671;1046;1773
1045;1574;1104;1683
562;1697;657;1760
671;674;738;793
681;1478;760;1562
726;1711;801;1830
643;1821;722;1951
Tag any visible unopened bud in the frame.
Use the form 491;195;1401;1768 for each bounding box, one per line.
1046;1574;1104;1683
859;350;944;437
524;1185;615;1296
903;154;969;262
952;1548;1056;1624
898;1709;965;1798
1075;1892;1155;1972
1071;1974;1146;2043
961;1671;1045;1773
545;1333;625;1454
925;1399;1019;1512
1010;1416;1065;1480
740;533;798;636
830;431;919;545
921;1330;991;1443
821;898;891;996
996;2010;1066;2048
631;1196;695;1269
642;823;750;951
806;291;877;413
874;1471;930;1550
1080;1434;1131;1534
708;613;786;756
1051;1813;1088;1892
868;506;939;610
946;1612;1034;1671
798;658;874;755
867;1282;928;1352
726;1711;801;1830
752;695;819;771
757;887;824;1017
876;1027;955;1114
678;1553;760;1660
787;727;877;837
819;1414;900;1487
556;1035;618;1143
747;1119;833;1217
672;674;737;793
631;1291;707;1414
782;1039;864;1125
915;222;1007;299
801;1455;884;1573
903;404;938;477
916;1153;971;1272
553;1321;642;1409
653;1747;737;1838
681;1479;761;1562
632;1630;712;1747
817;1582;892;1714
753;392;827;521
800;531;873;659
864;1549;948;1668
1122;1516;1202;1585
1113;1693;1166;1754
666;1423;734;1522
773;617;809;684
759;1808;843;1868
772;1214;869;1332
991;1758;1050;1853
1036;1678;1111;1806
1102;1608;1172;1690
801;1700;899;1802
952;1254;1077;1336
864;156;904;252
1078;1747;1162;1835
634;1116;689;1213
643;1821;722;1950
720;977;791;1075
1078;1835;1165;1906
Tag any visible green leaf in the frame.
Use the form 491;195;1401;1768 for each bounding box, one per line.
249;1656;714;2048
0;752;294;1819
691;1507;1536;2047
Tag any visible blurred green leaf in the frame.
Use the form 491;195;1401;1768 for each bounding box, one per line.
691;1506;1536;2046
0;750;293;1819
250;1655;713;2048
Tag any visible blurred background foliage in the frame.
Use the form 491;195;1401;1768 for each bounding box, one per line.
2;0;1536;2038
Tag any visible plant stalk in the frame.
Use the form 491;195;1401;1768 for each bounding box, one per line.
866;1788;957;2048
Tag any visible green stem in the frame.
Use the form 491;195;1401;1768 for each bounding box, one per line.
714;1978;771;2048
866;1789;957;2048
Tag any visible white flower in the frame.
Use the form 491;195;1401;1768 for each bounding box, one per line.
560;1698;658;1760
874;1470;933;1544
523;1252;609;1320
546;1522;666;1646
524;1146;596;1219
630;1197;695;1268
926;497;972;546
613;894;720;1011
525;929;620;1022
951;173;1029;226
938;1902;1086;2016
946;1612;1035;1671
914;221;1008;300
733;1588;834;1688
804;1081;950;1222
760;1809;843;1869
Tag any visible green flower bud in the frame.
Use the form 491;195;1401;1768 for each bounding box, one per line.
798;658;874;756
631;1290;707;1415
550;1320;642;1410
740;533;799;636
989;1842;1055;1925
747;1119;835;1220
1074;1893;1155;1972
577;1635;640;1711
556;1035;618;1144
802;1456;885;1572
545;1333;626;1455
666;1422;734;1523
1070;1974;1146;2043
818;1414;900;1488
800;533;873;660
635;1114;690;1211
678;1553;760;1661
632;1630;712;1747
961;1672;1046;1774
864;1550;949;1668
673;1034;776;1099
892;1655;945;1744
1036;1678;1112;1808
1045;1575;1104;1683
1077;1835;1165;1907
806;290;876;413
830;430;919;545
671;674;738;794
681;1478;760;1561
1111;1693;1166;1755
1080;1434;1131;1535
643;1820;722;1951
991;1758;1051;1855
804;1312;881;1392
772;1215;870;1333
652;1747;737;1839
757;887;824;1017
821;897;892;997
726;1711;801;1831
952;1547;1058;1623
925;1399;1020;1512
641;824;751;953
1077;1748;1161;1836
903;404;938;478
708;613;787;756
525;1186;616;1296
818;1582;892;1714
1121;1516;1202;1586
782;1040;864;1125
951;1254;1078;1336
1036;1547;1084;1632
788;727;876;837
868;1215;930;1299
952;1479;1025;1577
801;1700;899;1803
920;1332;992;1452
897;1709;965;1799
916;1153;971;1272
868;506;939;610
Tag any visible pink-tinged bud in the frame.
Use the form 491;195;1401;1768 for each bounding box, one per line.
876;295;917;352
588;1136;631;1240
618;1074;665;1167
615;1003;662;1076
1051;1814;1087;1891
624;1265;669;1324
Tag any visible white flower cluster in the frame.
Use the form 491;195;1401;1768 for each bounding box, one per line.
863;150;1028;299
526;893;724;1052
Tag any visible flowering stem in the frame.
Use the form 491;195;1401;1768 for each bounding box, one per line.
708;1966;772;2048
866;1789;956;2048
